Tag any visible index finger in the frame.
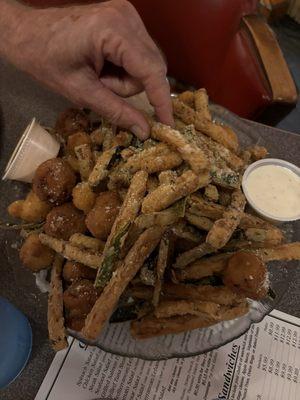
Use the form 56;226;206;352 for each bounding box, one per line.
106;35;174;127
143;72;174;127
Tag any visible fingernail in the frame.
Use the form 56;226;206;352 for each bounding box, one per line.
130;125;149;141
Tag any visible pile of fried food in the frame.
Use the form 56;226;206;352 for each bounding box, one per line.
7;89;300;351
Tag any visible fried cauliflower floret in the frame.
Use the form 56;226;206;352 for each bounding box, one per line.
63;261;96;283
8;190;52;222
19;233;54;272
55;108;90;139
33;158;76;205
72;182;97;214
44;203;86;240
63;279;99;328
85;191;122;240
66;132;91;156
223;251;268;300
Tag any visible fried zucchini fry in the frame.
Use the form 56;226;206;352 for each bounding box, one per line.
174;253;230;281
88;147;117;187
121;199;186;258
188;195;224;219
131;314;215;339
111;131;132;148
82;226;164;340
75;144;94;181
164;282;244;304
211;166;240;189
142;170;210;213
158;170;177;185
153;233;172;307
48;254;68;351
131;302;248;339
244;227;284;244
204;184;219;202
39;233;102;268
194;88;211;120
124;143;182;174
151;123;209;173
224;238;282;251
246;145;268;161
154;299;221;318
147;175;159;193
138;198;186;229
95;170;148;287
172;98;239;152
171;220;202;243
185;212;214;231
174;242;214;269
126;284;154;300
188;194;270;230
206;189;246;249
185;126;243;172
253;242;300;262
69;233;105;252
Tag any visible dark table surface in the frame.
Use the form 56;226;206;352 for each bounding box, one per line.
0;16;299;400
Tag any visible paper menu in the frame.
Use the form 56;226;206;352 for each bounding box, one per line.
35;310;300;400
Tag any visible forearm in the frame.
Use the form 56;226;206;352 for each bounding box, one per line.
0;0;30;62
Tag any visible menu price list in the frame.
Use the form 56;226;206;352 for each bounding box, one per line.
35;310;300;400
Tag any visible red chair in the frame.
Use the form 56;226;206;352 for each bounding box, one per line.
23;0;298;121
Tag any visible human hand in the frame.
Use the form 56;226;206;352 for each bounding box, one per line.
1;0;173;139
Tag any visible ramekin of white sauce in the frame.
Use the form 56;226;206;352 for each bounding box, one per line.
242;159;300;223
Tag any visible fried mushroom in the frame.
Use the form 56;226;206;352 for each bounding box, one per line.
222;251;268;300
44;203;86;240
55;108;90;139
33;158;76;205
85;191;122;240
63;261;96;283
63;279;99;322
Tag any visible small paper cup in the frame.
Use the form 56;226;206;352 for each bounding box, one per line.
242;158;300;224
2;118;60;183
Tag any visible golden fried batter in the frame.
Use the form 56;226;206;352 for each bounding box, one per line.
8;190;52;222
63;261;96;283
20;233;54;272
33;158;76;205
63;279;99;320
72;182;97;214
44;203;86;240
67;132;91;156
55;108;89;138
223;252;268;300
85;191;122;240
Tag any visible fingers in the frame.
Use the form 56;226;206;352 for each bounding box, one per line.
125;52;174;127
67;70;150;140
102;35;174;128
100;74;143;97
144;75;174;127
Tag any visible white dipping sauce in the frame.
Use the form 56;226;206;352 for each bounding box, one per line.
245;165;300;219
